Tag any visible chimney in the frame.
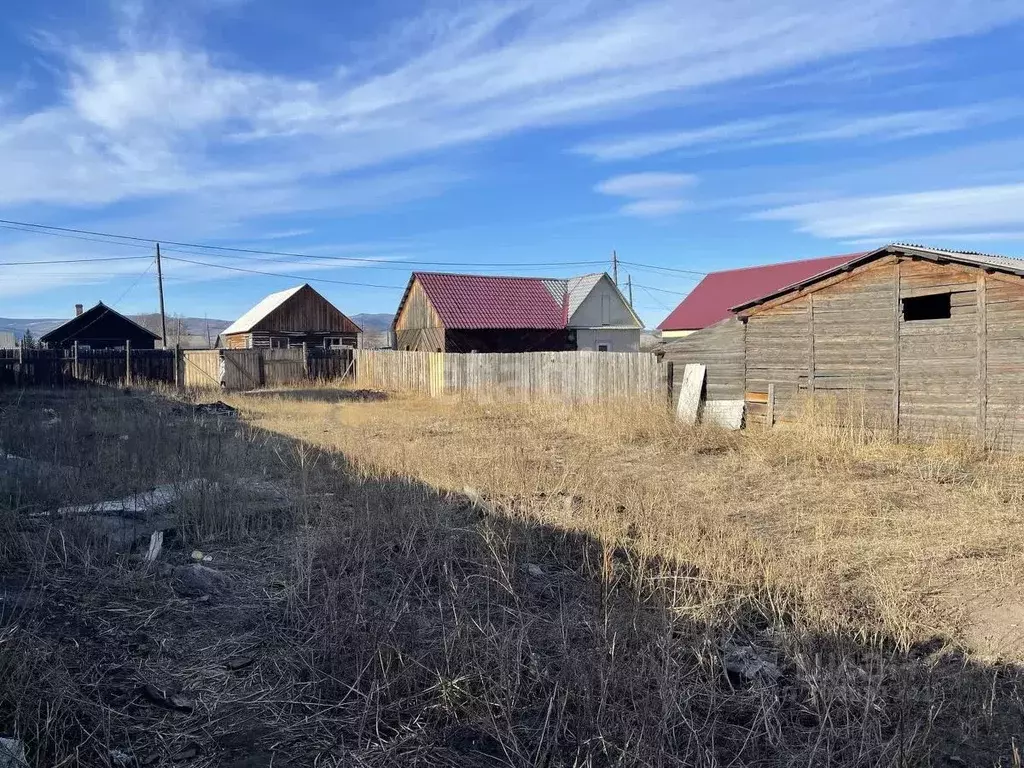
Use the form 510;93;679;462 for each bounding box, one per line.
75;304;83;317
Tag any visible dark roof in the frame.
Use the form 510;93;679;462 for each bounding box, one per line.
731;243;1024;312
657;253;863;331
410;272;568;330
40;302;161;344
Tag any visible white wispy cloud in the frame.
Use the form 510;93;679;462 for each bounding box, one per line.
3;0;1022;217
574;103;1018;161
595;172;696;218
620;199;691;217
595;172;696;197
754;183;1024;239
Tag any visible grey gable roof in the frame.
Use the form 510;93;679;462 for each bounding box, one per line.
731;243;1024;312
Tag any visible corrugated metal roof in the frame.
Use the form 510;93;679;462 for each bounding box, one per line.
221;285;306;336
657;254;862;331
413;272;568;329
566;273;603;319
731;243;1024;312
891;243;1024;273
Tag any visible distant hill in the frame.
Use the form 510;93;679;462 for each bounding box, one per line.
0;317;65;338
0;313;394;347
351;313;394;332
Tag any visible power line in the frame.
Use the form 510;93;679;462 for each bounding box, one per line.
160;254;405;289
0;217;609;269
636;284;676;312
0;255;152;266
619;259;707;277
630;282;689;296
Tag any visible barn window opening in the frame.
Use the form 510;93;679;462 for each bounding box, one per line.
903;292;951;321
596;342;610;352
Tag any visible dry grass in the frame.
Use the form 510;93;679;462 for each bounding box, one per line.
1;384;1023;766
234;389;1024;657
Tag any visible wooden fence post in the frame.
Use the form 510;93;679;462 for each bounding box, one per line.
302;342;309;380
174;344;182;389
73;341;79;380
767;382;776;428
125;340;132;386
665;361;674;408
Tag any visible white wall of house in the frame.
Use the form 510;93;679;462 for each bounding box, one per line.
575;328;641;352
569;275;640;329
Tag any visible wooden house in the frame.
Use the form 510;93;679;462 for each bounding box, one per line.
392;271;642;353
665;243;1024;448
219;284;361;350
40;303;160;350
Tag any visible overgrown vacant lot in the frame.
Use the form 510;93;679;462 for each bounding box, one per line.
2;385;1024;766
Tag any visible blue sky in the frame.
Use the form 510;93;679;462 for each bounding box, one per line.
2;1;1024;326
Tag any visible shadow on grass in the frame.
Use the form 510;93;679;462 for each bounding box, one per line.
0;385;1021;767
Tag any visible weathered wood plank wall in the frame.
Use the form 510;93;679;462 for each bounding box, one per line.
355;350;663;403
897;260;977;440
741;255;1024;448
393;279;445;352
984;277;1024;450
660;318;745;406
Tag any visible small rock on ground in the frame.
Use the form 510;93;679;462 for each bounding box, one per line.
172;564;230;597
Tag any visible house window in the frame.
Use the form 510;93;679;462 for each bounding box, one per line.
324;337;343;349
270;336;288;349
596;342;610;352
903;293;951;321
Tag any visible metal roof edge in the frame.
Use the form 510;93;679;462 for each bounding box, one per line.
730;243;1024;313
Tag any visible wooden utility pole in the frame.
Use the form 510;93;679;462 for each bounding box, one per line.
627;274;633;307
156;243;168;349
612;250;619;286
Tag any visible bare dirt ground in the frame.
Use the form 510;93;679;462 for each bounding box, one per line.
2;385;1024;767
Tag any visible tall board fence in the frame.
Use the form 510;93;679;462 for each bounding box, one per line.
354;350;665;403
2;347;354;390
0;348;175;387
182;348;354;390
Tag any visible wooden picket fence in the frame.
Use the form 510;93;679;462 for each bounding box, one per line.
354;349;665;403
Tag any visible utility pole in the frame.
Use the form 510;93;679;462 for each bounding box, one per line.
205;316;212;349
612;250;619;286
627;274;633;307
155;243;168;349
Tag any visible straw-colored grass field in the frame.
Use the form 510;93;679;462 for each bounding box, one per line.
2;384;1023;766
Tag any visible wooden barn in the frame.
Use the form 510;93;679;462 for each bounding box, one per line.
392;271;641;353
664;243;1024;448
219;284;361;350
40;303;160;350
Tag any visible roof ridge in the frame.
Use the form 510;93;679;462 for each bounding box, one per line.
414;271;568;282
701;252;867;277
892;242;1024;262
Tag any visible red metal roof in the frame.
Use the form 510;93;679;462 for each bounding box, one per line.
414;272;568;329
657;253;864;331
